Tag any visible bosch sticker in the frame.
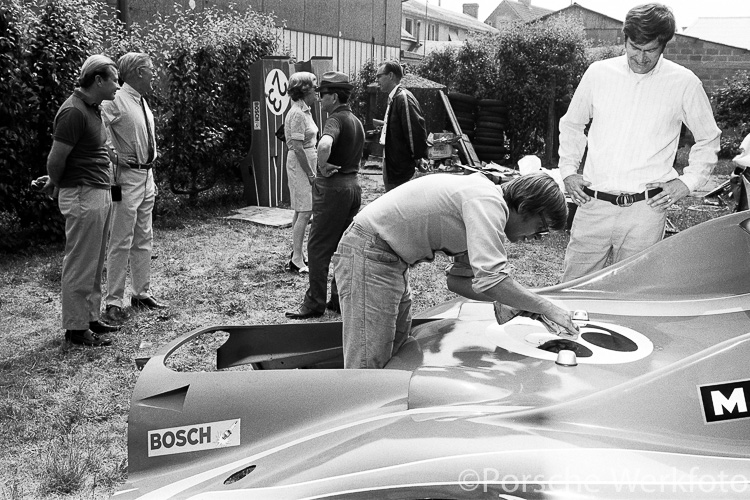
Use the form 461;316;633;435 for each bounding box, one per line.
148;418;240;457
699;380;750;424
253;101;261;130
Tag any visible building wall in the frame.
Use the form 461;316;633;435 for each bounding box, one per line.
486;3;516;29
126;0;401;45
665;36;750;95
545;6;750;95
281;29;400;77
544;8;622;46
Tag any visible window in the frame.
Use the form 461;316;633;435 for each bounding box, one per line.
405;18;413;35
427;23;438;41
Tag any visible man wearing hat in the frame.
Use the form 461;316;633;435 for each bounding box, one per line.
286;71;365;319
43;54;121;346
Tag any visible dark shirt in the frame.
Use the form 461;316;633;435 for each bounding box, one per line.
52;89;110;189
384;86;428;184
322;104;364;175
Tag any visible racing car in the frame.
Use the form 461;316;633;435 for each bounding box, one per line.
114;211;750;499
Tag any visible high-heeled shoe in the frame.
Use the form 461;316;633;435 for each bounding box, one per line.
285;260;309;274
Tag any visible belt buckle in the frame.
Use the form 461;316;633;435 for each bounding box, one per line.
616;193;634;207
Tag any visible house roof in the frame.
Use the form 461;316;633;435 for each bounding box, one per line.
402;0;497;33
485;0;554;24
536;2;623;25
683;17;750;51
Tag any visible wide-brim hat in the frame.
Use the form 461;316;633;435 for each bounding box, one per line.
317;71;354;91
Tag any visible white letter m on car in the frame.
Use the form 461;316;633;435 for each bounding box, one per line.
712;388;748;416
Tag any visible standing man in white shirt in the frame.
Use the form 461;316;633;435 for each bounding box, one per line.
102;52;166;324
559;3;721;282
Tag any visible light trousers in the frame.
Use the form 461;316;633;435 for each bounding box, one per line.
58;186;111;330
563;197;666;282
333;223;412;369
106;167;155;307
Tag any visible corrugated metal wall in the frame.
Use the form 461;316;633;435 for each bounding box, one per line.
123;0;402;76
279;28;400;76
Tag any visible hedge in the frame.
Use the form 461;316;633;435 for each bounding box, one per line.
0;0;279;249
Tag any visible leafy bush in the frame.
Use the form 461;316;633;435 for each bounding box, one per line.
415;45;459;89
492;18;589;163
1;1;279;248
350;59;377;125
415;18;589;164
714;71;750;129
0;0;118;250
718;136;742;160
586;44;625;64
713;70;750;157
108;4;279;201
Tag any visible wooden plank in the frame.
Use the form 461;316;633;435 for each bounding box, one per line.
438;90;478;166
223;206;294;228
460;133;480;165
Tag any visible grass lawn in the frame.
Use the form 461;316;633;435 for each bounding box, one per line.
0;151;737;498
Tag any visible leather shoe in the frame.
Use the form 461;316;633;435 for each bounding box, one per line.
326;298;341;314
131;296;167;310
104;305;129;324
65;329;113;347
285;305;323;319
89;320;120;334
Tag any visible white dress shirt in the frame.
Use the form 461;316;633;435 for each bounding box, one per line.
378;85;400;146
559;55;720;194
101;83;157;165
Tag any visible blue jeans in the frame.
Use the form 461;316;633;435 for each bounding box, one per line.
333;223;412;368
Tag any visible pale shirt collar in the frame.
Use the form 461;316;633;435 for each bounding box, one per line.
293;98;312;113
120;82;143;102
623;54;664;80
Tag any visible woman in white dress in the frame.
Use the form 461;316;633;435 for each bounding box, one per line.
285;72;319;273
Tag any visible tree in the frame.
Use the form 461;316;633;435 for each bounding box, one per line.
491;17;589;164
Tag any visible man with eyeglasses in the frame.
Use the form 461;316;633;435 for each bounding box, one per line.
332;171;578;369
373;60;428;191
101;52;167;324
559;3;720;282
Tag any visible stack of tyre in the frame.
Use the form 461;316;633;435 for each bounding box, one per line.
472;99;509;164
447;92;477;143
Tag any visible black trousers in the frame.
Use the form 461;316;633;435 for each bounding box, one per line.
303;174;361;313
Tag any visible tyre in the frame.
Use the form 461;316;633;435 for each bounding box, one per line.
473;144;508;155
475;120;506;131
448;92;478;105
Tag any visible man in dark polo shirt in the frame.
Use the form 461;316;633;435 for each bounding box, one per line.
44;54;120;346
286;71;364;319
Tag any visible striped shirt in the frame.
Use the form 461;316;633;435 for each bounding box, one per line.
559;55;720;194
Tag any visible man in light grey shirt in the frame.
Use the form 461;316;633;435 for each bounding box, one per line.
332;172;577;369
102;52;166;323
